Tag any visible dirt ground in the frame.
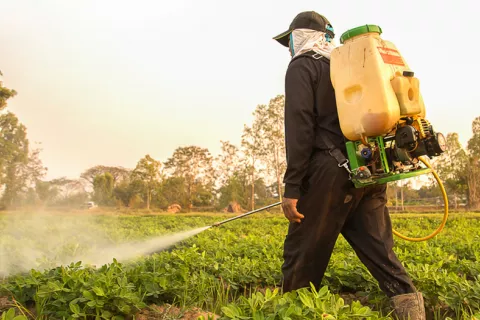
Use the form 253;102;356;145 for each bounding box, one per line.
0;296;220;320
135;304;220;320
0;296;12;310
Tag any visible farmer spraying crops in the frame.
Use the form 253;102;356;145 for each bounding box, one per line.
274;11;426;320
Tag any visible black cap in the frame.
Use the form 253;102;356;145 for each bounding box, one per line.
273;11;335;47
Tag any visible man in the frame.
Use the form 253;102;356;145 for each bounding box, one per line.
273;11;426;320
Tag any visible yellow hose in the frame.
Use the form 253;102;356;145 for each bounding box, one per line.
392;156;449;242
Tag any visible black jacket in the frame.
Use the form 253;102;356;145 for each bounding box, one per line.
283;51;346;199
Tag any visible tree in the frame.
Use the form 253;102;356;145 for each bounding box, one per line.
9;148;48;206
93;172;115;205
214;141;244;210
467;117;480;156
0;113;28;180
26;147;48;185
252;177;273;207
113;179;145;208
113;179;143;207
216;168;272;210
131;155;162;210
215;140;241;187
399;180;406;211
466;158;480;209
217;172;248;209
432;117;480;209
466;116;480;209
0;78;46;208
164;146;215;210
34;178;88;207
0;71;17;111
417;184;442;200
192;183;214;207
49;178;86;205
0;112;29;207
156;176;187;209
81;165;131;187
241;107;267;210
433;133;468;209
260;95;287;201
36;180;59;206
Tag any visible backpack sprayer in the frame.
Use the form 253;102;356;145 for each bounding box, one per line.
213;25;449;242
330;25;449;241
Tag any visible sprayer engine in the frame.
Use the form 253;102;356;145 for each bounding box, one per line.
345;117;446;187
392;118;446;160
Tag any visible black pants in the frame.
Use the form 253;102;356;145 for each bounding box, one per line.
282;151;416;297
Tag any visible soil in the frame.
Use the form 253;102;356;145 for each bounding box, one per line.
135;304;220;320
338;292;370;306
0;297;219;320
0;296;13;311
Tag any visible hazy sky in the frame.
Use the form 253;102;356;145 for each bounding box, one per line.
1;0;478;180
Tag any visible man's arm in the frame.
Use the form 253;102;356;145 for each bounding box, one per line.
283;58;316;199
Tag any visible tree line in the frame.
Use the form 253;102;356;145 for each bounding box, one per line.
0;75;286;211
1;73;479;211
431;124;480;209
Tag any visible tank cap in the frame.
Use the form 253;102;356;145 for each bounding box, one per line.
340;25;383;44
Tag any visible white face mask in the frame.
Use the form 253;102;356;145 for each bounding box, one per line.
289;28;337;59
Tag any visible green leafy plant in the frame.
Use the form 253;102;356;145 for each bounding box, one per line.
1;213;480;319
1;309;28;320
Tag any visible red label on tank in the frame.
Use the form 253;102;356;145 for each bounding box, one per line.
377;47;405;66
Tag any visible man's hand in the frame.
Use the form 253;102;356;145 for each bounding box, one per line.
281;198;304;223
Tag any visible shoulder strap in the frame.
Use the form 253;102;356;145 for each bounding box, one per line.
321;133;352;175
289;50;327;65
288;51;352;176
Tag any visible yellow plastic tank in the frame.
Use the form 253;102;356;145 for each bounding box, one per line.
330;25;426;142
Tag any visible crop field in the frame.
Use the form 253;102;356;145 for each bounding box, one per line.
1;211;480;320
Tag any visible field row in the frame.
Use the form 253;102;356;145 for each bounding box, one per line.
1;212;480;319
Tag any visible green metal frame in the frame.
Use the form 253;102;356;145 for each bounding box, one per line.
346;137;432;188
